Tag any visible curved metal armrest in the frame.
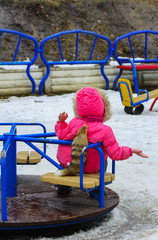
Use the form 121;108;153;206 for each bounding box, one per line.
80;143;102;191
139;89;149;101
79;142;116;193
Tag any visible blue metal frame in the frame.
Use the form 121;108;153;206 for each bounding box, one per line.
79;143;115;207
0;123;47;156
0;122;115;221
0;29;39;94
80;143;105;206
118;81;149;107
39;29;112;95
113;30;158;94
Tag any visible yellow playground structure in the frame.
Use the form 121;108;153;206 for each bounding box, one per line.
118;79;158;114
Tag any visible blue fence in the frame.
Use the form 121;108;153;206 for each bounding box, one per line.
0;29;158;95
0;29;113;95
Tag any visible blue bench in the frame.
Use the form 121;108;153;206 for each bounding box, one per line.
0;29;39;94
39;29;112;95
113;30;158;94
1;29;158;98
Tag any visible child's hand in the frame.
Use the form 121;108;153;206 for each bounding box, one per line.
132;148;148;158
58;112;68;121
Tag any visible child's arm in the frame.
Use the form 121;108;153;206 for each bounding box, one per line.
58;112;68;121
132;148;148;158
103;126;148;160
55;112;71;139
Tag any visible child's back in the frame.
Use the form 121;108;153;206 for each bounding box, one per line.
55;87;148;175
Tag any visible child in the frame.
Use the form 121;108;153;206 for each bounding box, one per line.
55;87;148;193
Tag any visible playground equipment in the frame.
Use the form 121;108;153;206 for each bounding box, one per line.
39;29;112;95
1;28;158;99
0;29;39;94
118;79;158;114
113;30;158;114
0;123;118;230
0;29;112;95
113;30;158;92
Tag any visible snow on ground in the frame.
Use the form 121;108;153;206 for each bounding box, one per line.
0;90;157;240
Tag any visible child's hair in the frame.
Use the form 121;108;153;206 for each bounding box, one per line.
73;87;112;122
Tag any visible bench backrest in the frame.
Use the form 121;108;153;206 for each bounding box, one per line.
0;29;39;94
118;79;134;106
113;30;158;64
39;29;112;95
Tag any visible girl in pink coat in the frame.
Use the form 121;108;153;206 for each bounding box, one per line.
55;87;148;178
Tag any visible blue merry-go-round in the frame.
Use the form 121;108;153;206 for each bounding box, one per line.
0;122;119;231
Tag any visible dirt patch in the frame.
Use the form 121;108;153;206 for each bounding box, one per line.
0;0;158;65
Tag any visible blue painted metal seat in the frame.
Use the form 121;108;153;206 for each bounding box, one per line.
39;29;112;95
41;142;115;208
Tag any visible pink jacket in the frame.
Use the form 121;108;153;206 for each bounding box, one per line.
55;87;132;174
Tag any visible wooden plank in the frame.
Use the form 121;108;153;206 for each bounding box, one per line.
0;87;39;96
143;80;158;86
149;89;158;99
133;89;158;103
51;76;105;85
0;80;41;88
0;70;43;81
41;172;114;189
84;172;115;181
29;151;41;164
52;64;100;71
0;80;32;88
40;173;100;188
17;151;29;164
0;88;32;95
51;83;106;93
50;68;102;78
